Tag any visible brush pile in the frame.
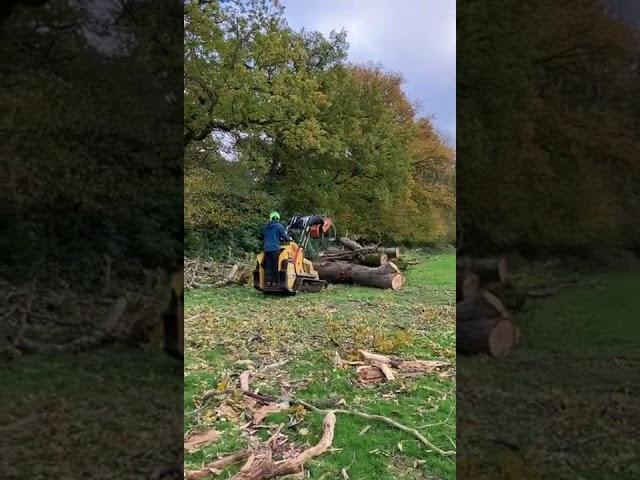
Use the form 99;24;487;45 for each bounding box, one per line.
184;258;253;290
0;277;168;356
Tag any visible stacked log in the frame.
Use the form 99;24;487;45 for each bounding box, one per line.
456;257;522;357
313;261;404;291
354;253;389;267
314;238;406;290
456;256;525;311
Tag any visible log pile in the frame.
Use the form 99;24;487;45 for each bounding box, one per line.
314;238;406;290
456;257;523;357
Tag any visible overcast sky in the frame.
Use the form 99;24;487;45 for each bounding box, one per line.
280;0;456;145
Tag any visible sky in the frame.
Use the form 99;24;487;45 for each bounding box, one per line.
280;0;456;146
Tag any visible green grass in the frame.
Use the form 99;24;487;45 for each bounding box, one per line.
458;266;640;480
184;251;456;479
1;346;183;479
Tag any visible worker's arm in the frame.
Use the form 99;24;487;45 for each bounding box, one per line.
278;224;292;242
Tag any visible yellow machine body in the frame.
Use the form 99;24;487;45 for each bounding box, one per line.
253;241;326;294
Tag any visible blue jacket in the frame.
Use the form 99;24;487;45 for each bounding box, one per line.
263;221;292;252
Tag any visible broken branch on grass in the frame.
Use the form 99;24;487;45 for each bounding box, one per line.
263;359;289;370
240;370;253;392
186;450;251;480
185;413;336;480
293;398;455;457
230;411;336;480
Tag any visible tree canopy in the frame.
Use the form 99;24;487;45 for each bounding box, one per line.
458;0;640;253
2;1;183;285
184;0;455;257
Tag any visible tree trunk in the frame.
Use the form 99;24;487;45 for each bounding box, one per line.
339;237;363;251
313;261;404;290
457;316;516;357
457;257;508;284
354;253;388;267
377;247;400;259
457;291;509;323
456;272;480;301
486;280;527;312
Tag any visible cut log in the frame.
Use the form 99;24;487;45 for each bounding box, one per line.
354;253;389;267
319;246;377;261
359;350;397;365
356;365;386;384
487;280;527;312
456;291;509;323
457;316;516;357
457;257;508;284
378;261;401;274
339;237;363;251
377;247;400;259
456;272;480;301
313;261;404;290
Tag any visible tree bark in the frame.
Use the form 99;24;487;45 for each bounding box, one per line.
456;291;509;323
313;261;404;290
353;253;388;267
456;272;480;301
487;280;527;312
457;257;508;284
457;316;517;357
339;237;363;251
377;247;400;259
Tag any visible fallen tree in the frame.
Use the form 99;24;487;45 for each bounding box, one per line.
339;237;363;251
456;272;480;302
377;247;400;259
352;253;389;267
313;261;405;290
318;240;402;266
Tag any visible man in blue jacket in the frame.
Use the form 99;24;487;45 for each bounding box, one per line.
262;211;292;287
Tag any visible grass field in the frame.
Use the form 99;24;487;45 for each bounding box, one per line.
184;252;456;479
1;347;183;479
458;264;640;480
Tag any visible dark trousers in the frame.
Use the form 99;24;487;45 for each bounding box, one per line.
264;250;281;285
162;289;181;359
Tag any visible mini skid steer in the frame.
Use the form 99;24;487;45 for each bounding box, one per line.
253;214;336;294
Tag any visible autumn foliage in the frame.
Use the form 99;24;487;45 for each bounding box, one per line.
458;0;640;253
183;0;455;256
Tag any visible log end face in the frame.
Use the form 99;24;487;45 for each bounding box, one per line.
391;275;404;290
488;318;515;357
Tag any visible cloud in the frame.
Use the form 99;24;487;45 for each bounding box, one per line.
281;0;456;138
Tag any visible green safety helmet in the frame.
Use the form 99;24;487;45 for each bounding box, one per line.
270;211;280;221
